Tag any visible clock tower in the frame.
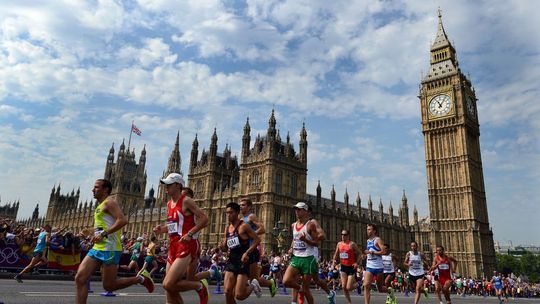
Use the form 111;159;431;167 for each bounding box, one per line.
419;10;495;277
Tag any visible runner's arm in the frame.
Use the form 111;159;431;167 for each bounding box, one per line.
332;243;340;264
403;252;410;268
242;223;261;255
248;213;265;235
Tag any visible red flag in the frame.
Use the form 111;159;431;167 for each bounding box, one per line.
131;123;142;136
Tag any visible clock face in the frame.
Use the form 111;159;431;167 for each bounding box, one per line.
466;96;475;117
429;94;452;117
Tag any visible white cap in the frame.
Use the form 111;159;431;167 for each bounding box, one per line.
160;173;185;186
293;202;309;210
137;237;143;241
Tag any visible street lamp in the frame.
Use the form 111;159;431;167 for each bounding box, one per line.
272;220;289;255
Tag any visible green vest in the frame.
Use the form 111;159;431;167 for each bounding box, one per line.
92;198;122;251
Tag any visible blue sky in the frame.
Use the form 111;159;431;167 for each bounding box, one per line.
0;0;539;246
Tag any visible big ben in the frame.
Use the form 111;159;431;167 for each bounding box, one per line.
419;11;496;277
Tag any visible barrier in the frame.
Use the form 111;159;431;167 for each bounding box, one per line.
213;281;224;294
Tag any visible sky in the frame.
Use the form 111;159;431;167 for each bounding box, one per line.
0;0;539;246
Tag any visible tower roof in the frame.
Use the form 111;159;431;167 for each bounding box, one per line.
431;9;452;51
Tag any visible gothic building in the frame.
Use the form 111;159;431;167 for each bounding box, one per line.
413;11;496;277
0;199;19;220
30;11;495;277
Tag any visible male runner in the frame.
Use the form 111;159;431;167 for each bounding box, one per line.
429;245;457;304
404;241;429;304
239;197;277;297
14;224;51;282
74;179;154;304
139;236;159;276
382;243;399;304
363;223;387;304
490;271;505;304
221;202;262;303
332;229;362;304
153;173;209;304
283;202;322;304
120;236;143;273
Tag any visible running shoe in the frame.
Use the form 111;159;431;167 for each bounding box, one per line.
298;290;305;304
14;274;23;283
388;287;397;303
197;279;210;304
251;278;262;298
423;287;429;299
139;269;154;293
327;290;336;304
269;278;277;297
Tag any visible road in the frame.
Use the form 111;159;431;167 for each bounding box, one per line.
1;279;539;303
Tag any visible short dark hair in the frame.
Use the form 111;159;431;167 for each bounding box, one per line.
226;202;240;213
367;223;378;234
384;243;390;249
437;245;445;251
411;241;418;246
183;187;194;198
240;197;252;206
96;179;113;194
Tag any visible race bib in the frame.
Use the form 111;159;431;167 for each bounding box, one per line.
293;240;307;250
227;236;241;249
411;260;422;269
339;252;349;259
438;263;449;270
167;222;179;234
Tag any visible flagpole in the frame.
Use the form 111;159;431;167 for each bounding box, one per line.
127;120;133;152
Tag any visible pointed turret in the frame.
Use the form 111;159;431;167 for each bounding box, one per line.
210;128;218;156
267;109;277;140
368;195;373;220
423;9;458;82
108;143;115;161
388;201;394;224
378;198;384;222
242;117;251;161
32;204;39;220
299;122;307;164
331;185;336;210
139;144;147;164
344;188;349;214
413;205;419;225
190;133;199;172
356;192;362;216
316;180;321;208
401;189;409;227
166;132;181;175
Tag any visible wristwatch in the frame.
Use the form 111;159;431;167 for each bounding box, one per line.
187;231;194;237
100;230;108;238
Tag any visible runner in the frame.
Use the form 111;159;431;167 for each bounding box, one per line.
283;202;322;304
429;245;457;304
74;179;154;304
180;187;221;285
404;241;429;304
291;204;337;304
490;271;505;304
119;236;143;273
239;197;277;297
332;229;362;304
139;236;159;276
382;243;399;304
14;224;51;282
363;223;387;304
221;202;263;303
152;173;210;304
268;254;283;287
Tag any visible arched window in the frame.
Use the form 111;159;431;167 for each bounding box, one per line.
251;170;261;189
196;180;204;196
275;171;282;194
290;174;297;197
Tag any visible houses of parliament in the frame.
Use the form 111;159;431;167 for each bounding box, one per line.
7;13;496;278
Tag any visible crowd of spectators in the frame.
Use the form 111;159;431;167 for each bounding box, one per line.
2;216;539;299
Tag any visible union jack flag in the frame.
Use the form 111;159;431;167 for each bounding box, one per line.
131;123;142;136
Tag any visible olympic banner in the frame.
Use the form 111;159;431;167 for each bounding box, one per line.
47;248;81;271
0;243;25;268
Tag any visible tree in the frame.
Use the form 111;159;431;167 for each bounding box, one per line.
520;252;540;283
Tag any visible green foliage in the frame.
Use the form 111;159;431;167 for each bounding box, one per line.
496;252;540;283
